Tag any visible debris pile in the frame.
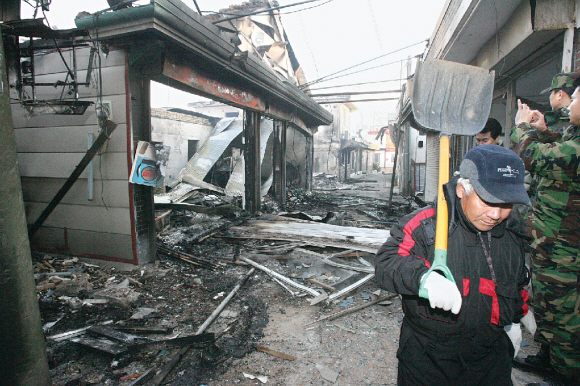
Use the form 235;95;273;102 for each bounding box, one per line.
34;173;427;385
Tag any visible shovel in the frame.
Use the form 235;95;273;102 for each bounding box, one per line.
410;59;495;299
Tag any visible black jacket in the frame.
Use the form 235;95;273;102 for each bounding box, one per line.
375;177;530;343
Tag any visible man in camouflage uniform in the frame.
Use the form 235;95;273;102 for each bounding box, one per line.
543;74;574;133
511;73;580;386
516;74;574;195
518;73;575;135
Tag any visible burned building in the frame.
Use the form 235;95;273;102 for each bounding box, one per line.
2;0;332;265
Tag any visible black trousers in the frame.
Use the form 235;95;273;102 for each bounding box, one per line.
397;322;513;386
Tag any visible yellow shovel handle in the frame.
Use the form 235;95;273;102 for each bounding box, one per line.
435;135;449;251
419;135;455;299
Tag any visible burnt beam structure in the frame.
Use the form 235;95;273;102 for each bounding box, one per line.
244;111;261;214
305;135;313;190
272;120;287;207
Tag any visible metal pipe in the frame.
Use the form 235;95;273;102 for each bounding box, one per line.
239;256;321;297
196;267;255;334
87;133;94;201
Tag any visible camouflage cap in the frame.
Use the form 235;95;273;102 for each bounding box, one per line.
541;73;578;95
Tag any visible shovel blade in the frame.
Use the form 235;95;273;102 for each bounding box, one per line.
411;59;495;136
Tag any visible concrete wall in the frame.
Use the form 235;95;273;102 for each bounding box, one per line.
313;104;341;175
11;46;135;262
187;101;242;118
151;109;215;183
409;127;427;164
312;103;362;177
286;126;308;186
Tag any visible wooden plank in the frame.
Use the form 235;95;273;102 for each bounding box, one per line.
304;295;397;327
17;151;128;179
246;220;389;248
114;326;173;334
25;203;131;234
88;325;137;344
154;202;234;215
219;235;380;254
15;124;128;153
21;178;130;208
254;346;296;361
70;336;129;356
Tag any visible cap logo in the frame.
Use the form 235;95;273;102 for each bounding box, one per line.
497;165;519;178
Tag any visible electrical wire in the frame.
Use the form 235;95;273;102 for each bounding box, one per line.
211;0;323;24
307;78;408;91
278;0;334;15
86;14;110;210
300;39;428;89
192;0;202;14
493;0;508;80
367;0;384;53
308;55;421;87
206;0;333;17
297;8;319;78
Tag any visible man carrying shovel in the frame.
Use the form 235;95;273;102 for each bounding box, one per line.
375;145;534;385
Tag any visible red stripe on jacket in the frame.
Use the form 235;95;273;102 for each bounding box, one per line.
521;289;530;316
479;278;499;325
397;208;435;268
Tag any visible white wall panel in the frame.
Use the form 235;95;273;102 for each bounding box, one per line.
18;151;128;180
33;48;126;76
29;227;135;262
25;202;131;235
15;124;128;153
67;230;134;261
29;65;126;99
11;93;127;128
21;177;130;208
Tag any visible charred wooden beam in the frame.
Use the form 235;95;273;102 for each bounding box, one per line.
156;244;220;269
272;120;287;207
244;111;261;214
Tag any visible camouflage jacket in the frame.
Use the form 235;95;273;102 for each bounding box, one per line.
544;106;570;135
510;123;580;267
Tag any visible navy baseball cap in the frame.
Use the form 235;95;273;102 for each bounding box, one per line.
459;145;529;205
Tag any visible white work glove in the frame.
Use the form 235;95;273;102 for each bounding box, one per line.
521;311;537;336
421;271;462;314
504;323;522;358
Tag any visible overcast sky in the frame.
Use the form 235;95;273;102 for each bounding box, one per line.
21;0;447;129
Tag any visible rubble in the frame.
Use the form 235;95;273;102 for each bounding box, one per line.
32;173;434;385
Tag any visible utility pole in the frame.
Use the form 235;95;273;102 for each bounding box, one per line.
0;29;51;386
